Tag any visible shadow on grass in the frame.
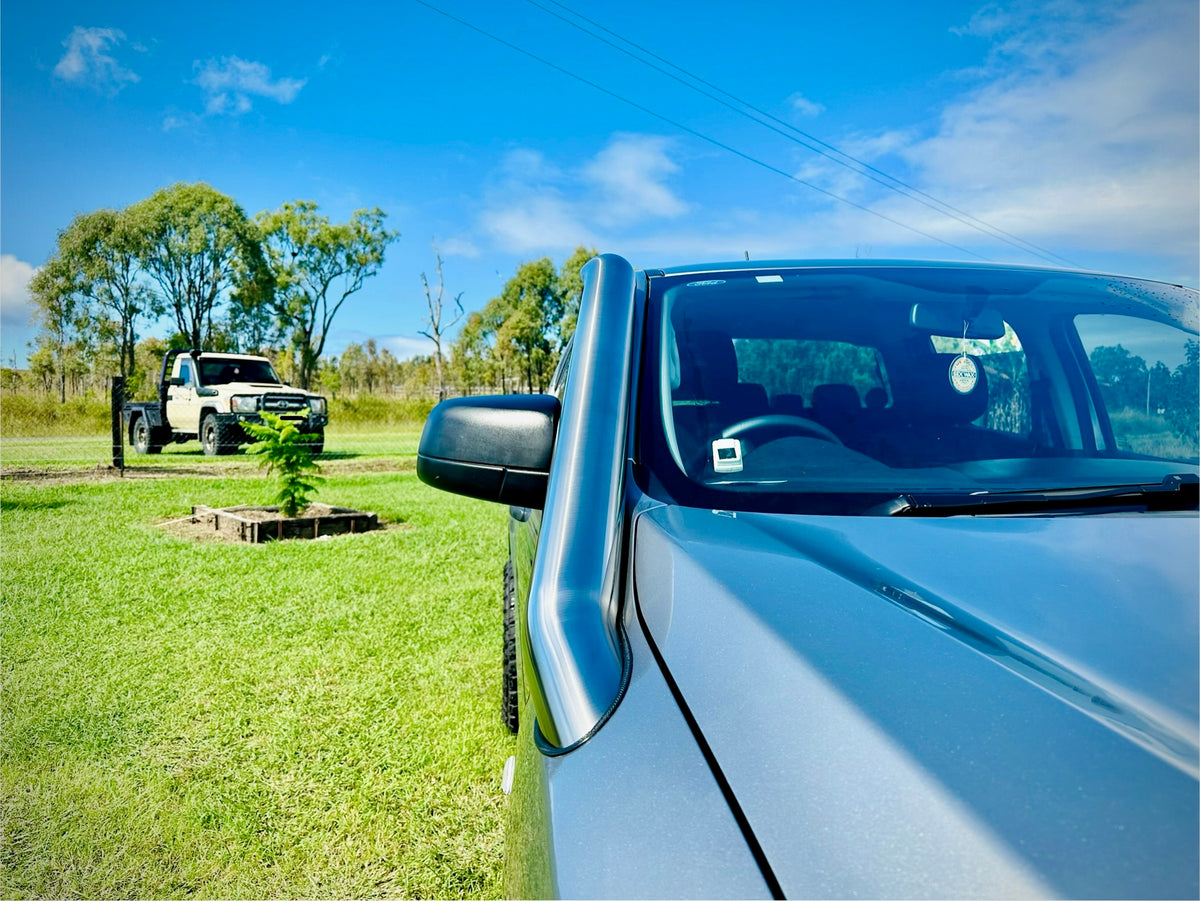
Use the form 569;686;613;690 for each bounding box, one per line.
156;449;362;461
1;496;77;513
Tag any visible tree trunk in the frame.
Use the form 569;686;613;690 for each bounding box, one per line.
432;343;445;402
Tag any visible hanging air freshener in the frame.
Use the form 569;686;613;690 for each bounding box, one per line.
949;317;979;394
949;353;979;394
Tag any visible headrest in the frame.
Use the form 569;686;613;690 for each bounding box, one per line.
864;387;888;410
812;384;861;417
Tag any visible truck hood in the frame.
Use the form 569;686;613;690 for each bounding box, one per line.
632;506;1199;899
219;382;313;396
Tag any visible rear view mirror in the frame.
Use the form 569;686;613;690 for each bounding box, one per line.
910;303;1006;339
417;394;561;508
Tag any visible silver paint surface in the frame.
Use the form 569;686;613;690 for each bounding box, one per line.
506;558;771;900
634;507;1199;898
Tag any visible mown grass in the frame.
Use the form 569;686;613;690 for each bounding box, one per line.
1;468;514;898
0;425;424;470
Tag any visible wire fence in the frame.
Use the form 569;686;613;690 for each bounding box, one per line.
1;381;433;473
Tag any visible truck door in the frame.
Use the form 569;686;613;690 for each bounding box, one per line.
166;356;202;435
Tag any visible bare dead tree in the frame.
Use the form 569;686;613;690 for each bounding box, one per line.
419;244;465;402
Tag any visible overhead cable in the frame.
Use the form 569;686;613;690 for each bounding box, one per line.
527;0;1079;268
411;0;989;260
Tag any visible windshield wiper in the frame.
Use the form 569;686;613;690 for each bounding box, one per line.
882;473;1198;517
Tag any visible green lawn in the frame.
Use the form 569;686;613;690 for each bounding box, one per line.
0;424;423;470
1;464;514;898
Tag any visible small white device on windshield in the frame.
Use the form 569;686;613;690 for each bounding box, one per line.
712;438;744;473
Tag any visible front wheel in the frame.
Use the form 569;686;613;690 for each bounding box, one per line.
502;560;519;734
201;414;237;457
303;428;325;457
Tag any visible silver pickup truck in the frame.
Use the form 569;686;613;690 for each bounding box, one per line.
124;349;328;456
418;255;1198;899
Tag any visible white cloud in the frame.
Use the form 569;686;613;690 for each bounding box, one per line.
53;26;139;95
480;195;597;254
1;255;37;329
479;134;689;253
890;0;1199;264
660;0;1198;276
382;335;434;361
583;135;690;227
439;237;481;259
788;92;826;118
193;56;306;115
470;2;1195;280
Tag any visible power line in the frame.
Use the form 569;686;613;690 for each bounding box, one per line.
411;0;989;260
527;0;1080;268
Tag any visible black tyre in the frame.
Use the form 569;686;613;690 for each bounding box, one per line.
130;416;162;455
201;413;238;456
502;560;519;734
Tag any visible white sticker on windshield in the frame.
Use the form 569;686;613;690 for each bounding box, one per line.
949;354;979;394
755;275;784;283
712;438;744;473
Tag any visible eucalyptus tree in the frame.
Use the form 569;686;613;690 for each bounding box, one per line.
51;207;158;383
451;311;496;393
453;249;596;394
256;201;398;389
490;257;562;393
28;256;93;401
131;182;270;352
556;245;597;345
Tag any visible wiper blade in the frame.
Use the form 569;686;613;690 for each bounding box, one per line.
884;473;1198;516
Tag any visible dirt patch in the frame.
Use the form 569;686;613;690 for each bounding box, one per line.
2;456;415;485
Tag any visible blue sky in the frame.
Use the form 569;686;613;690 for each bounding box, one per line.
2;0;1197;367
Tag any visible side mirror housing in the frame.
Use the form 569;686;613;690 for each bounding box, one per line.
417;394;560;509
169;377;184;387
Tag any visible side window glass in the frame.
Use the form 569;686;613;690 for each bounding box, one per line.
932;324;1030;436
1075;314;1199;459
178;359;196;387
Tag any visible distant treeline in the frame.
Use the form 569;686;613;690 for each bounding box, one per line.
1089;340;1199;444
15;178;597;404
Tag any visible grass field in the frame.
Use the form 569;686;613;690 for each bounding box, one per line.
1;454;515;898
0;424;423;470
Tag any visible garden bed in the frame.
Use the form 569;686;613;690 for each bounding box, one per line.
184;503;378;543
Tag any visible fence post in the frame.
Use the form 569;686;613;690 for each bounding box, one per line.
111;376;125;472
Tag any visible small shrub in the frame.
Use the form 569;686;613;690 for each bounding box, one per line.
241;413;325;516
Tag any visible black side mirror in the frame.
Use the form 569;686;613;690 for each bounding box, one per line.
169;377;184;387
417;394;560;508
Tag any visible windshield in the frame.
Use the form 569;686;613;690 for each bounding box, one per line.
199;358;281;385
640;264;1199;514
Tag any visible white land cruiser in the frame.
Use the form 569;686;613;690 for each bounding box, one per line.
124;349;329;456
